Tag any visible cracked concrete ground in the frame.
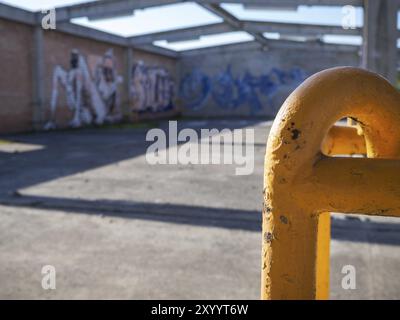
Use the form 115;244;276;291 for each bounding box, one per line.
0;120;399;299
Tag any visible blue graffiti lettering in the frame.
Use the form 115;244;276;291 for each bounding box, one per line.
179;69;211;110
180;65;306;113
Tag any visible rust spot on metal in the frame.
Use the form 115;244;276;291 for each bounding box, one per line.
350;169;363;177
281;274;294;284
278;177;287;184
263;202;272;216
291;129;301;140
264;232;274;243
349;116;366;127
262;67;400;300
280;215;288;224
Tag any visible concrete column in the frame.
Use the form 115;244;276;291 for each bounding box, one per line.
32;25;45;130
123;47;133;121
362;0;398;85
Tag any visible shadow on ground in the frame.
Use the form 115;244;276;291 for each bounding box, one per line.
1;120;400;246
2;193;400;246
0;120;264;196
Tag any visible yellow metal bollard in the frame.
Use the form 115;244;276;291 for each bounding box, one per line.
322;125;366;156
262;67;400;300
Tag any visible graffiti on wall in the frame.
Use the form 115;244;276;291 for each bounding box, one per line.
131;61;175;113
44;49;123;130
179;65;306;114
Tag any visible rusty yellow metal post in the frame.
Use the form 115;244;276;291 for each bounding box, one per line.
322;125;366;156
262;67;400;300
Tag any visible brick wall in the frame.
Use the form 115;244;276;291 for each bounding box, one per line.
0;17;179;134
0;19;33;133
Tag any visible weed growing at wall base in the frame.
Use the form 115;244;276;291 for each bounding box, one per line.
146;121;254;175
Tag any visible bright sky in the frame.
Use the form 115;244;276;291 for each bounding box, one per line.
0;0;370;51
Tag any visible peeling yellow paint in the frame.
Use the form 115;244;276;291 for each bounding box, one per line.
322;125;366;156
262;67;400;300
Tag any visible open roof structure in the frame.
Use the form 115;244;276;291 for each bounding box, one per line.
0;0;370;56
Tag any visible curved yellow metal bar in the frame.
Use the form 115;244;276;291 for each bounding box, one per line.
262;67;400;300
323;125;366;156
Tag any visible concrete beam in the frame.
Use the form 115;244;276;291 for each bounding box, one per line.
54;0;364;23
57;22;129;47
133;44;180;58
362;0;399;85
198;3;270;47
0;6;177;59
199;3;241;28
197;0;363;8
0;3;36;25
123;47;134;119
129;23;234;45
0;0;359;26
32;26;45;130
243;20;362;36
128;19;360;46
268;39;360;53
180;39;360;56
56;22;179;58
55;0;185;22
198;0;363;6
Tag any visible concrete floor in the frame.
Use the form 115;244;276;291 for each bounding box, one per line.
0;120;399;299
